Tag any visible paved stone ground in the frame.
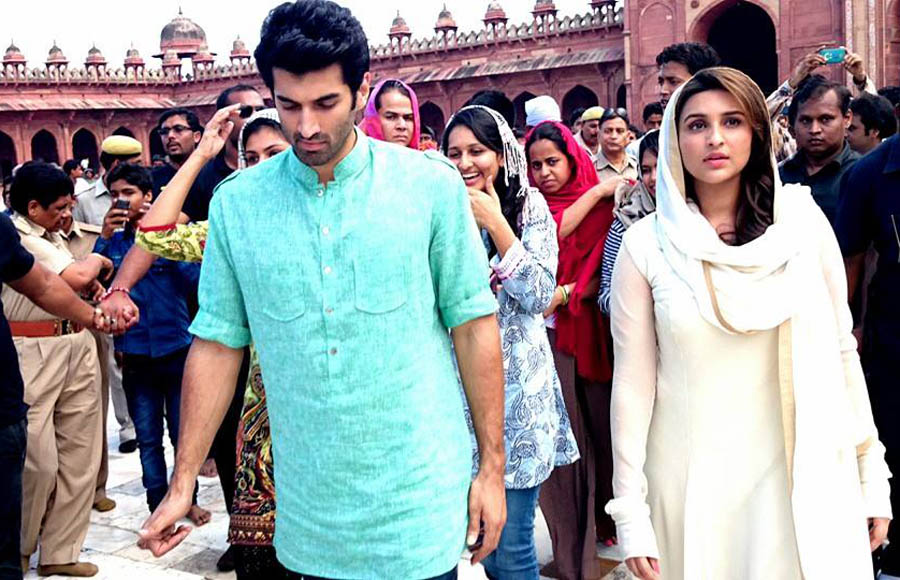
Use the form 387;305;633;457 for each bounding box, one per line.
25;413;628;579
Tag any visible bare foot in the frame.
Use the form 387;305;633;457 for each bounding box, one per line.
187;505;211;527
198;458;218;478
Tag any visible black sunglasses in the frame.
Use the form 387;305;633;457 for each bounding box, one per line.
239;105;266;119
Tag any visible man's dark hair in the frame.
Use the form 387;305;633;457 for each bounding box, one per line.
788;74;851;127
850;94;898;139
642;102;664;123
157;107;202;132
421;125;436;140
254;0;370;95
878;86;900;106
464;89;516;128
62;159;80;175
106;162;153;194
655;42;721;75
628;124;644;139
568;107;586;128
9;161;73;214
599;108;629;128
216;84;261;111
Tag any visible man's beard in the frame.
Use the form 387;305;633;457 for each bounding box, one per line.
290;113;357;168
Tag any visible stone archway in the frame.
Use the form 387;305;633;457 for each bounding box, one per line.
31;129;59;165
419;101;446;141
112;126;135;138
561;85;599;125
72;128;99;171
693;1;778;94
512;91;537;129
887;0;900;87
149;127;166;160
0;131;16;180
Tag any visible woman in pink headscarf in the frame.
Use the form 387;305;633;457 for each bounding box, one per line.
359;78;421;148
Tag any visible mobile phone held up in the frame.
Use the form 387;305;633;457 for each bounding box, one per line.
113;198;130;233
819;47;846;65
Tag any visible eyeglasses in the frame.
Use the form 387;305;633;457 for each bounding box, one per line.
239;105;266;118
158;125;193;137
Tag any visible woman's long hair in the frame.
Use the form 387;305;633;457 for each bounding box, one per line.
442;107;526;258
674;67;775;246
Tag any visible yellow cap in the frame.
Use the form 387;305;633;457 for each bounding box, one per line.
581;106;605;122
101;135;142;156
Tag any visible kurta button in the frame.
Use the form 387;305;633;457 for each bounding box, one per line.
325;307;334;315
329;347;338;355
322;226;330;236
323;266;332;275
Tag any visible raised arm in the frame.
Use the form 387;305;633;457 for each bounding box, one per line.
559;178;620;239
491;192;558;315
143;104;240;228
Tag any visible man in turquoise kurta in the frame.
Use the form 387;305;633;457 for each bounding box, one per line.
135;2;507;578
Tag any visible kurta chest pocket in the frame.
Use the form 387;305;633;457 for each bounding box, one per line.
352;246;409;314
252;257;308;322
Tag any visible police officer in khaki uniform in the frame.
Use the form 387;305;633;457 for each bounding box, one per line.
2;162;112;577
60;208;122;514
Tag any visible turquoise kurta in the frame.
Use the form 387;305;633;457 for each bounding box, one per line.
190;130;498;579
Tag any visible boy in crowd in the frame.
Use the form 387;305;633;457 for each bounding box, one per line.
93;163;207;525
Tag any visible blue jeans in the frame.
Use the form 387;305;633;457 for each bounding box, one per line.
482;485;541;580
121;347;189;512
0;418;26;580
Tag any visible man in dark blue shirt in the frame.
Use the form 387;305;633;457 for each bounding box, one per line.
0;212;118;578
93;163;205;522
836;134;900;575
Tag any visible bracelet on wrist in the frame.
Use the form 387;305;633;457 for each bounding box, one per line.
100;287;131;302
559;285;570;306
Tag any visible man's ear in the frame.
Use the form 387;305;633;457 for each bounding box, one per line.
26;199;40;218
355;72;372;112
193;131;202;145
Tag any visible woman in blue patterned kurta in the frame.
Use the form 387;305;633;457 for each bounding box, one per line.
443;105;579;579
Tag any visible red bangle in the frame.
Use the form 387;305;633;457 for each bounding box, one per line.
100;287;131;302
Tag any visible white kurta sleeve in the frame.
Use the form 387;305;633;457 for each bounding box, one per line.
604;240;661;559
816;208;893;520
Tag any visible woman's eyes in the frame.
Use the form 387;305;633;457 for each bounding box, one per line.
688;120;707;131
724;117;743;127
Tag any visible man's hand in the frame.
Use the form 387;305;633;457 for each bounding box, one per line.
98;290;140;333
869;517;891;552
843;49;867;84
626;557;661;580
466;465;506;565
89;253;114;281
195;104;241;162
137;482;194;557
789;50;827;89
101;208;129;239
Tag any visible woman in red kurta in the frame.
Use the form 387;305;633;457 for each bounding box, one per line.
526;120;621;579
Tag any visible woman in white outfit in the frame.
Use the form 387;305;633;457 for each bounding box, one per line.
605;67;892;580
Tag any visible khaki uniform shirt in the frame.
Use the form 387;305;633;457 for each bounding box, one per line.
61;221;102;261
595;150;638;205
1;214;75;322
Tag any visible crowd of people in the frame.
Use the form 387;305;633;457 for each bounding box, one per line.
2;1;900;579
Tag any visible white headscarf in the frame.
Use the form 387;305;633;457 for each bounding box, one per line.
444;104;529;198
525;95;561;126
237;108;282;170
654;79;810;334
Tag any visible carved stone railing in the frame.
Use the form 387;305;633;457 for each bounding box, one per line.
371;7;623;59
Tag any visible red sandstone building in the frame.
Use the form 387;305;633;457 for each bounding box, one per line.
0;0;896;179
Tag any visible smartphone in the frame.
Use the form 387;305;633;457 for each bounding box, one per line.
818;47;846;64
112;198;130;232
